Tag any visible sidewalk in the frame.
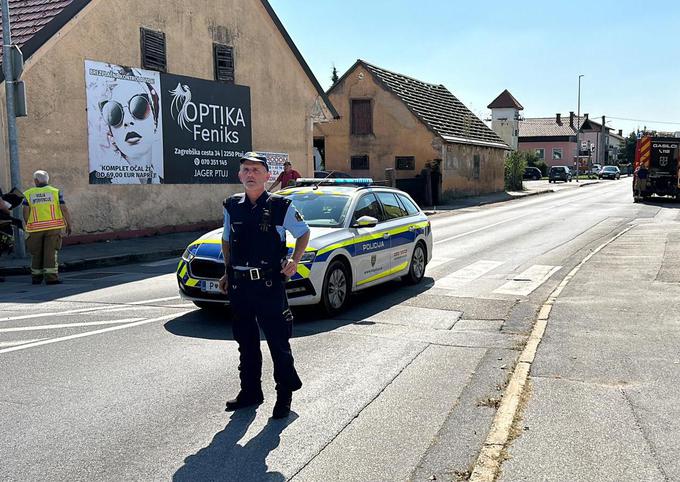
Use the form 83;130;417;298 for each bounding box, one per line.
498;219;680;480
1;180;599;277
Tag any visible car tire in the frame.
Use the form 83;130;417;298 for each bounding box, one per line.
404;241;427;285
321;259;350;316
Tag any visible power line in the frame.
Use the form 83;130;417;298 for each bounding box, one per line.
603;115;680;126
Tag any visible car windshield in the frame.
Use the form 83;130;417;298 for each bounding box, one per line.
603;166;617;171
282;192;352;228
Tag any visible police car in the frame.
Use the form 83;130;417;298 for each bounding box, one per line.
176;178;433;314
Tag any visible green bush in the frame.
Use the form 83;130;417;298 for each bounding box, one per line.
505;151;527;191
524;151;547;176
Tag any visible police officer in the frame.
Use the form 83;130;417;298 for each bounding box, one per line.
219;152;310;419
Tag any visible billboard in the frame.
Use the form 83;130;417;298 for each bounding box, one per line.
85;60;251;184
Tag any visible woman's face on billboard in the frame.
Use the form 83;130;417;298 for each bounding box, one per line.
102;81;156;160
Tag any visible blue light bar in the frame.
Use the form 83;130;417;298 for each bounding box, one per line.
294;178;374;186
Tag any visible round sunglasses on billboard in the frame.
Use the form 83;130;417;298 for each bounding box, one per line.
99;94;152;128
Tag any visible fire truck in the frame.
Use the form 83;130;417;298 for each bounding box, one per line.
633;135;680;202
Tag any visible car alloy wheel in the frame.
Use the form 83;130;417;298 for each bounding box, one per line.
322;260;350;315
404;242;426;285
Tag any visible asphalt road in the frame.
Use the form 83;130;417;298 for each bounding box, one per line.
0;178;650;481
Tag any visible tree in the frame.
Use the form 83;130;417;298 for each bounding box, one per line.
505;151;527;191
619;132;637;165
331;65;339;84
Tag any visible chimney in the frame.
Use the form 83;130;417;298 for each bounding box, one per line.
618;129;623;136
569;111;574;127
584;113;589;120
556;113;562;125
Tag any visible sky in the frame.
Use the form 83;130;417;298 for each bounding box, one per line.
268;0;680;137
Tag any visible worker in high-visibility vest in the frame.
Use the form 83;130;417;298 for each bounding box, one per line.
22;170;73;285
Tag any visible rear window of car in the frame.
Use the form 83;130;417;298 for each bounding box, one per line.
550;167;563;172
603;166;617;171
397;194;421;215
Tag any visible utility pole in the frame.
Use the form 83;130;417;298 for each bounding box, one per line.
600;115;607;165
575;75;584;183
1;0;25;257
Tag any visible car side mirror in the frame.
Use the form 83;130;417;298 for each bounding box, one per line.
352;215;378;228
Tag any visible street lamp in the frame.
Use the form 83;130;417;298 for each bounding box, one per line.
575;74;584;183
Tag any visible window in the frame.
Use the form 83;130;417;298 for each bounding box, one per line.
140;28;167;72
397;194;420;215
213;43;234;83
395;156;415;170
552;148;563;160
535;148;545;160
473;155;481;179
351;155;369;170
351;99;372;135
377;192;407;219
353;194;383;222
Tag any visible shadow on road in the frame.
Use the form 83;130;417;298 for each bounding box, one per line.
173;407;296;482
163;276;434;341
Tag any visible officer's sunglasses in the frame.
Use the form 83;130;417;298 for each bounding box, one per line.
99;94;152;128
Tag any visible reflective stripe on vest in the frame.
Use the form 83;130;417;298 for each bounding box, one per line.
24;186;65;232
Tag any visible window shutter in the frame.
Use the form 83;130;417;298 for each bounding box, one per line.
351;155;369;170
140;28;167;72
214;43;235;83
351;100;372;135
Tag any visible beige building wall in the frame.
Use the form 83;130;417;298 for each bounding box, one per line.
0;0;326;236
315;65;440;181
315;64;505;197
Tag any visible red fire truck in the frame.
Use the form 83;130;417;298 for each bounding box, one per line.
633;135;680;202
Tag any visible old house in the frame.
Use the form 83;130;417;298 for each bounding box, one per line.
0;0;337;240
314;60;509;201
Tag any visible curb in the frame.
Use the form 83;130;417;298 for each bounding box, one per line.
468;223;636;482
0;248;184;277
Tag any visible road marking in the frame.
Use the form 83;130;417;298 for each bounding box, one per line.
0;312;186;355
493;265;562;296
433;214;530;245
435;260;503;290
141;258;180;267
425;257;454;272
0;338;49;348
0;296;180;322
0;318;146;333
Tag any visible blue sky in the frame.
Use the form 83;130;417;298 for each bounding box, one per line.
268;0;680;136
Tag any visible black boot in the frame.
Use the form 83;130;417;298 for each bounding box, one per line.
31;276;43;285
272;390;292;419
225;390;264;411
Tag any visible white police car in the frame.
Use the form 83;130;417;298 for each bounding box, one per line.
177;178;433;314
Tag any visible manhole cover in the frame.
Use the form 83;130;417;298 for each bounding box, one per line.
64;272;123;280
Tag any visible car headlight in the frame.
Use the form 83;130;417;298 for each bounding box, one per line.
182;245;198;262
300;251;316;263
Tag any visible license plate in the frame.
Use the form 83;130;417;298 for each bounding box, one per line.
200;280;221;293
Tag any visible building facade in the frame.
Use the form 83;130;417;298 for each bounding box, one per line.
315;60;509;198
488;89;523;151
0;0;336;241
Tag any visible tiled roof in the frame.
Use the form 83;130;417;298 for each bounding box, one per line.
519;116;579;137
0;0;77;63
358;61;509;149
487;89;524;110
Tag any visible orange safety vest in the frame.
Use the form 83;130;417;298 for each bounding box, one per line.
24;185;66;233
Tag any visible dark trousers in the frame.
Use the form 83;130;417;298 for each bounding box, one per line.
228;275;302;394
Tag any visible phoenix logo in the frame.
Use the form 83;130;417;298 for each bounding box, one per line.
169;83;192;131
371;255;377;267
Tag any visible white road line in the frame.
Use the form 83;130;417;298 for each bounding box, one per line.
433;214;530;245
0;318;146;333
493;265;562;296
435;260;503;290
0;312;186;355
425;257;455;271
141;258;180;267
0;296;180;322
0;338;49;348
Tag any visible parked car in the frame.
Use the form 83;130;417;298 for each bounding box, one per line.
177;178;433;315
598;165;621;180
548;166;572;183
523;167;542;180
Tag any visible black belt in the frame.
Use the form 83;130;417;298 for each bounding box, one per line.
231;267;278;281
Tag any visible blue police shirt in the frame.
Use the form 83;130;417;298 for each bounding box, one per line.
222;195;309;242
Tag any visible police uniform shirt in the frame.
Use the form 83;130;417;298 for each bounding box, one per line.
222;193;309;268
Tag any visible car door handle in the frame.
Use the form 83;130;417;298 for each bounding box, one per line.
408;225;415;231
383;233;390;239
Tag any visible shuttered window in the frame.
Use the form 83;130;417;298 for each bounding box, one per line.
351;155;369;170
140;28;167;72
214;43;235;83
351;99;372;135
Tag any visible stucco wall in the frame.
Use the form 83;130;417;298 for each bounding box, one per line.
315;65;440;181
0;0;323;236
442;143;505;194
519;140;576;168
